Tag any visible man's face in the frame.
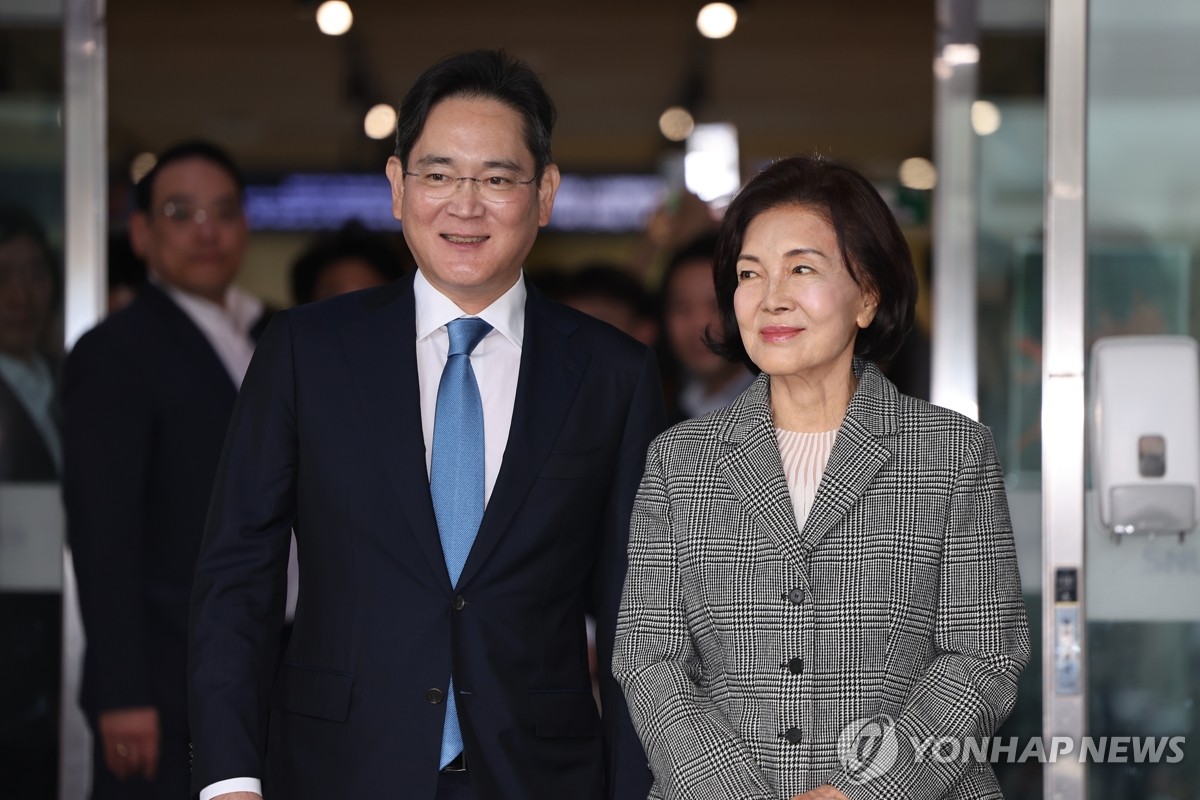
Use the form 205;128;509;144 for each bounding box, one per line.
0;234;54;359
385;96;559;313
130;157;248;304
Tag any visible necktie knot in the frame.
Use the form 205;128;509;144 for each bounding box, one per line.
447;317;493;357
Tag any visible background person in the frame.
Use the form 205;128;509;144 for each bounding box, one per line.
0;203;63;799
614;155;1029;800
289;219;409;306
64;140;271;799
555;262;658;348
659;232;753;422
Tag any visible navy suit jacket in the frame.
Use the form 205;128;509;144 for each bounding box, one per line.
190;275;664;799
64;283;269;738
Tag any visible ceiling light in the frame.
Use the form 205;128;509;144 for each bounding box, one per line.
899;157;937;191
940;43;980;65
129;152;157;185
971;100;1002;136
659;106;696;142
316;1;353;36
697;3;738;39
364;103;397;140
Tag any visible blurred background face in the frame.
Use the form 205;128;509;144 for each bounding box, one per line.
663;258;729;381
312;257;390;302
0;234;54;359
130;157;248;304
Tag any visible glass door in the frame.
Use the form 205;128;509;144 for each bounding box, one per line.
1083;1;1200;797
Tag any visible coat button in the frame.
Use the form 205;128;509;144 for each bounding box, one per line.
425;688;445;704
785;587;805;605
784;727;803;744
787;657;804;674
451;594;466;611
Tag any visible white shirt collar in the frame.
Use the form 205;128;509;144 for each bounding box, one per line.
413;268;525;349
149;272;264;337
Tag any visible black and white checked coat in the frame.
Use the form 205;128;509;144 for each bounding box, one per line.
614;361;1030;800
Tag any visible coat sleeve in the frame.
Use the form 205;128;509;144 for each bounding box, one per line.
613;437;776;800
595;346;665;800
188;312;297;794
63;329;155;714
827;425;1031;800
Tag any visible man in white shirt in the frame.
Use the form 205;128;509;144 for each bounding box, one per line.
63;141;270;800
190;50;663;800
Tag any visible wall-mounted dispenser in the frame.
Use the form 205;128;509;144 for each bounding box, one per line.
1089;336;1200;541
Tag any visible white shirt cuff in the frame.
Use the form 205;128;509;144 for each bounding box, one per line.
199;777;262;800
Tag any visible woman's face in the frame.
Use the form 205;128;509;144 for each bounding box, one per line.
733;204;876;381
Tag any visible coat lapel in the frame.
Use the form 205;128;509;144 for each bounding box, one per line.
719;362;899;571
456;282;588;589
340;276;449;591
718;374;808;574
797;361;897;554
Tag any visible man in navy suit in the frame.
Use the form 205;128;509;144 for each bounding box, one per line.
190;50;663;800
64;141;271;799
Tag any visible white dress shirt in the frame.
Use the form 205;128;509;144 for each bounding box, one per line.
414;268;523;503
200;270;525;800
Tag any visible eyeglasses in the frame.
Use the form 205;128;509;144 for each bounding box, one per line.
402;170;538;201
158;200;244;226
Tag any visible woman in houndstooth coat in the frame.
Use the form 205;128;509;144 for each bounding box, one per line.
614;156;1030;800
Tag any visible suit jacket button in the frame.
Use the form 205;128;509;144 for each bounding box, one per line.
786;587;805;605
452;594;466;611
784;727;803;744
426;688;445;704
788;657;804;674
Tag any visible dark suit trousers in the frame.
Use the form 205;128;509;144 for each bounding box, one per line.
435;771;476;800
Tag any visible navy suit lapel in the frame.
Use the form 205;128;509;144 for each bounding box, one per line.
340;276;449;591
456;282;588;589
142;283;238;398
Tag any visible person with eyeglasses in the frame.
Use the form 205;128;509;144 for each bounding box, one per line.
188;50;663;800
63;140;273;800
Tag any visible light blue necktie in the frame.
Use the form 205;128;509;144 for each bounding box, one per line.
430;316;492;769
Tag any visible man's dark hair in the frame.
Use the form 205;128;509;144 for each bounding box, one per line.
290;220;409;305
708;155;917;368
395;49;557;177
133;140;246;212
563;263;656;321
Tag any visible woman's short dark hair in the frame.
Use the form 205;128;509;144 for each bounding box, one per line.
708;155;917;368
395;49;556;177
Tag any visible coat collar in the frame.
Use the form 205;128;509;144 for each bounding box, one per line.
717;360;899;570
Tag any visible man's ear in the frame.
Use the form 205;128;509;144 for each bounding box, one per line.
128;211;152;260
536;163;561;227
385;156;406;222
